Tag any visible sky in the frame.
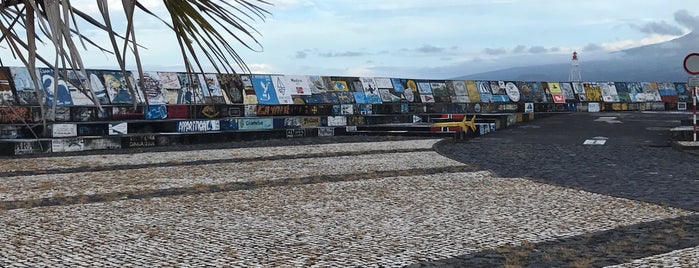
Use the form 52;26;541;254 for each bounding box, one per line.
2;0;699;79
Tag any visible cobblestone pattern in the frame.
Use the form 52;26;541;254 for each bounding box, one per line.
0;172;692;267
606;246;699;267
0;151;463;202
0;139;441;174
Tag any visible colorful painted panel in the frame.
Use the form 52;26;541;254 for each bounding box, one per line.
476;81;493;103
158;72;182;105
336;91;356;104
241;75;258;104
176;120;221;133
237;118;274;130
571;82;586;101
448;81;470;103
0;67;16;105
217;73;244;104
62;70;93;106
309;76;332;94
430;82;451;103
359;77;382;104
465;80;480;103
642;82;661;102
599;82;619;103
136;72;167;105
285;75;312;96
392;79;418;103
145;105;168;120
559;82;576;101
675;83;690;102
270;75;294;104
614;82;632;103
10;67;40;105
177;73;204;104
584;83;602;102
83;70;111;105
547;82;565;103
38;68;74;106
0;107;32;123
657;82;678;103
489;81;509;103
101;70;137;104
251;75;279;105
198;73;226;104
504;81;521;102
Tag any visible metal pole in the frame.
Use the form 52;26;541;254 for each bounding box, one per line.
694;86;697;142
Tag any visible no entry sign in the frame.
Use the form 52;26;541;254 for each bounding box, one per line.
683;53;699;75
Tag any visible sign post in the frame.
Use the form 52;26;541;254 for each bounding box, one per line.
683;53;699;142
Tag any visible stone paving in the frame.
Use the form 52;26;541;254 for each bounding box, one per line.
607;246;699;268
0;137;697;267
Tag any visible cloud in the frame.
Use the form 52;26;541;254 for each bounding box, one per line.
583;43;603;52
294;51;308;59
549;47;561;52
636;21;684;35
416;44;445;54
512;45;526;53
484;48;507;55
319;51;367;57
675;9;699;30
528;46;548;54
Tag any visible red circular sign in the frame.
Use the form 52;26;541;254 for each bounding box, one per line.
683;53;699;75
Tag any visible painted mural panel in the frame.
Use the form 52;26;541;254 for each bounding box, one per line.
489;81;509;103
430;82;451;103
675;83;690;102
571;82;586;101
270;75;294;104
359;77;382;104
504;81;521;102
237;118;274;130
448;80;470;103
177;120;221;133
465;80;480;103
614;82;632;103
641;82;661;102
308;76;332;94
177;73;204;104
101;70;137;104
82;70;111;105
63;70;94;106
10;67;40;105
217;73;244;104
476;81;493;103
584;82;602;102
0;67;16;105
198;73;226;104
599;82;619;102
158;72;182;105
657;82;678;103
138;72;167;105
392;79;418;103
251;75;279;105
241;75;258;104
284;75;312;96
546;82;565;103
38;67;74;106
559;82;576;101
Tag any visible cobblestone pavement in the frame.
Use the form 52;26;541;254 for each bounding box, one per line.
1;126;698;267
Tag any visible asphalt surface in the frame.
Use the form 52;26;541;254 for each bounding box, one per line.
417;111;699;267
436;111;698;211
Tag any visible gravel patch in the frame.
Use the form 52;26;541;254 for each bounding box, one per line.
606;246;699;267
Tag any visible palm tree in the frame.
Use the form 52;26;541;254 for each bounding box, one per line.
0;0;270;121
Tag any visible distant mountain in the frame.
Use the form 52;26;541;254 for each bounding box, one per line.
454;32;699;82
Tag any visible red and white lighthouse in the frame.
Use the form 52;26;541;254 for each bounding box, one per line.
569;51;581;82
